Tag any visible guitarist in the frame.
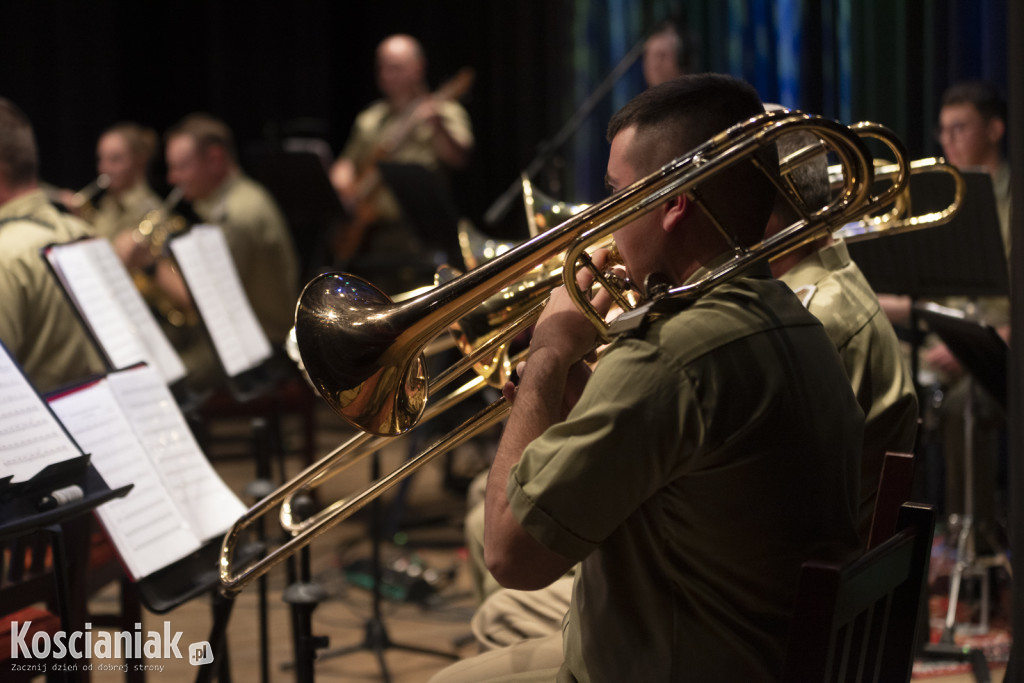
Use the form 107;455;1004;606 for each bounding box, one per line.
329;34;474;285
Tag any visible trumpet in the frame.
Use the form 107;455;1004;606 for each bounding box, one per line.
219;110;908;597
69;174;111;211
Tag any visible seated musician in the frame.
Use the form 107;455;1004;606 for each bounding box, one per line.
0;98;105;392
124;113;300;390
459;104;921;658
766;118;919;542
879;81;1010;551
57;122;163;253
430;74;863;681
329;33;473;291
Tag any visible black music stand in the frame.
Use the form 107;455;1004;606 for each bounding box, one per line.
245;147;346;280
848;171;1008;669
845;170;1007;299
378;162;462;267
0;456;132;682
131;537;263;683
286;450;457;683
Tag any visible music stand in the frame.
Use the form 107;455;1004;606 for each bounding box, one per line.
377;162;462;263
848;171;1008;660
246;147;346;279
845;170;1008;299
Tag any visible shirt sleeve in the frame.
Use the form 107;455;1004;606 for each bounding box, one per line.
507;336;706;562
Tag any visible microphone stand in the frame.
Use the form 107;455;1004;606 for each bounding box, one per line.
483;34;647;227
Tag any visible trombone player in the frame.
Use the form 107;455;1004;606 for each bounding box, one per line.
431;74;864;681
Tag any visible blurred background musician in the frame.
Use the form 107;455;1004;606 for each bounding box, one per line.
879;81;1010;551
765;117;919;542
125;112;300;391
56;121;162;250
0;97;105;392
328;33;474;292
640;19;691;88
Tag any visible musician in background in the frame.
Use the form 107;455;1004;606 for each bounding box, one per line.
431;74;863;682
329;33;473;289
58;122;162;250
880;81;1010;551
641;19;692;87
765;120;918;542
123;113;299;389
0;98;105;392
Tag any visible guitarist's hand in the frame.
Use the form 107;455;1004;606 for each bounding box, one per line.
329;158;359;211
411;97;443;127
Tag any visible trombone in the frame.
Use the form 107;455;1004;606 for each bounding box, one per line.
832;156;965;242
219;110;909;597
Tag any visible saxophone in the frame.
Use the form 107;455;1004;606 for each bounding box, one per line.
130;187;196;328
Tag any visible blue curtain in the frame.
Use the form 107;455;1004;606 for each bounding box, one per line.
563;0;1008;201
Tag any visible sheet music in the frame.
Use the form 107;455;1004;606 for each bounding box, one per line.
48;382;201;579
46;238;187;384
170;225;273;377
104;365;245;540
0;345;82;482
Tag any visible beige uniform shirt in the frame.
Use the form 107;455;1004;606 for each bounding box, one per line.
0;190;106;392
780;239;919;540
509;268;863;682
340;98;473;222
90;180;162;240
192;172;299;345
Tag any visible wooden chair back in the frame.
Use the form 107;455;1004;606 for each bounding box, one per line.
782;503;936;683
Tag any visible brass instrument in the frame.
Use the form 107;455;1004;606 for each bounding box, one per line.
458;219;518;271
521;175;588;237
132;186;187;258
128;187;196;328
831;156;965;242
69;174;111;216
219;111;908;597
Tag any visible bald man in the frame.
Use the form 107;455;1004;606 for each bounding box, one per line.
329;34;473;284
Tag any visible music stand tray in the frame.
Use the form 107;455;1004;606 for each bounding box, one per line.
377;162;462;253
846;170;1008;299
914;303;1008;410
0;455;132;539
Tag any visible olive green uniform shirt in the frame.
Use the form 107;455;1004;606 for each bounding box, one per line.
780;239;919;541
192;172;299;345
508;269;863;682
90;180;162;241
0;190;105;392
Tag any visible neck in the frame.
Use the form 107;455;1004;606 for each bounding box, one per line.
0;180;37;207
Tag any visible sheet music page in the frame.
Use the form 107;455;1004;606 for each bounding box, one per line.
47;239;187;384
104;365;246;540
48;381;201;579
170;225;273;377
0;346;82;482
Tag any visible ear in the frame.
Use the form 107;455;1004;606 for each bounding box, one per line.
661;194;689;233
986;117;1006;145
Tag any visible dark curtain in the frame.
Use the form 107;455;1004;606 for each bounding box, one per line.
561;0;1008;200
0;0;575;245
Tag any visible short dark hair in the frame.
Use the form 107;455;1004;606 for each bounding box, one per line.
941;81;1006;122
606;73;776;245
165;112;237;162
0;98;38;187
